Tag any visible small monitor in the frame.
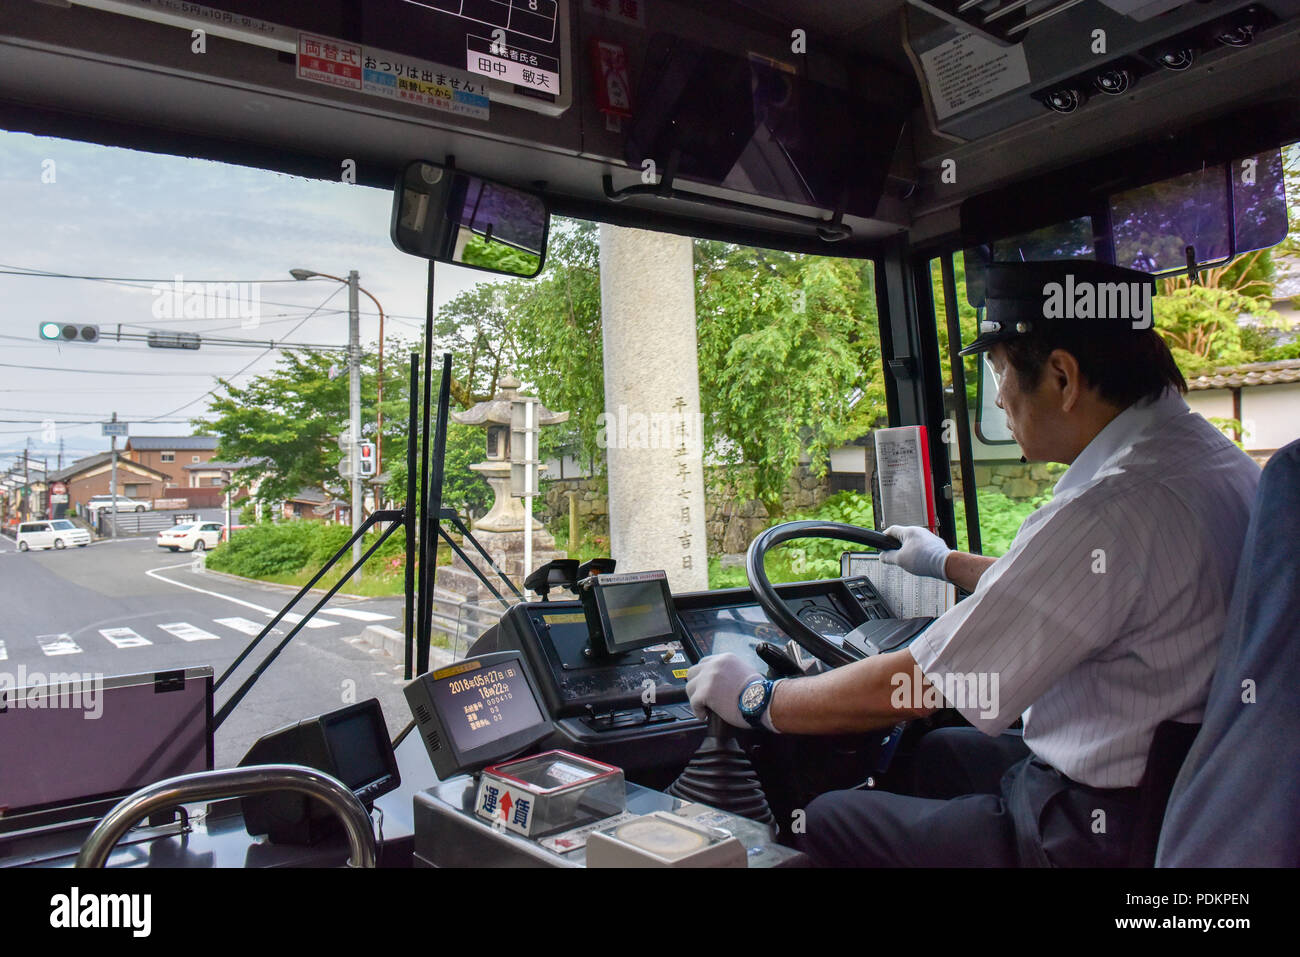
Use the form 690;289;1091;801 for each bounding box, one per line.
404;652;551;780
580;570;679;656
239;699;400;845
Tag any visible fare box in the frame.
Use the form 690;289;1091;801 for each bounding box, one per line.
474;750;625;838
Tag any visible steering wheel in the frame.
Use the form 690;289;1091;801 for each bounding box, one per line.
745;521;901;668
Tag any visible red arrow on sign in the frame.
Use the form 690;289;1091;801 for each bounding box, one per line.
500;791;513;820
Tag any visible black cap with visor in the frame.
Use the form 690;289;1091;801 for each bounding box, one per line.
959;260;1159;357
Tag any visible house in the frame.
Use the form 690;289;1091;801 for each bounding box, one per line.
47;452;172;515
123;436;219;490
282;488;349;523
1185;358;1300;464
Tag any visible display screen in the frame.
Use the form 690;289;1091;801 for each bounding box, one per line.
325;709;392;789
679;603;780;675
596;573;677;652
428;659;546;756
0;669;212;817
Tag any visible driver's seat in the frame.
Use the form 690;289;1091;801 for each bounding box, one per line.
1154;437;1300;866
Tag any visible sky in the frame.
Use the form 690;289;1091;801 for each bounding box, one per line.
0;129;494;472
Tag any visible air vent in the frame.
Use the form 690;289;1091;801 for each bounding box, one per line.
423;729;442;753
414;703;432;725
909;0;1093;44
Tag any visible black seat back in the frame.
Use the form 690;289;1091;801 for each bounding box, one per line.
1156;438;1300;867
1128;720;1200;867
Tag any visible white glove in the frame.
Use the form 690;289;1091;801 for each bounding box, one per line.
880;525;952;581
685;653;781;732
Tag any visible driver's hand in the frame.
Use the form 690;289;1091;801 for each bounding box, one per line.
686;654;777;731
880;525;952;581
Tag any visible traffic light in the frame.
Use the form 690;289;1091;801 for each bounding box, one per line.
39;322;99;342
358;442;376;477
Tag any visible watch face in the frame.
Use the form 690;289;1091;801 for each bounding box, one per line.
740;682;766;713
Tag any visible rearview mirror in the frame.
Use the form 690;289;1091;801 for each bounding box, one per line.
390;161;549;278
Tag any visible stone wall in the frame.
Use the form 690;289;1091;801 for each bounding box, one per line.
951;461;1066;500
541;464;833;555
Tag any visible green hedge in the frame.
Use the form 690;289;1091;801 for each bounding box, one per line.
207;520;407;578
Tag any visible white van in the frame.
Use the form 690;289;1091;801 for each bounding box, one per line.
16;520;92;551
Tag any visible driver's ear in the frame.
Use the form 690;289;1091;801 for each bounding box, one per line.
1046;349;1082;412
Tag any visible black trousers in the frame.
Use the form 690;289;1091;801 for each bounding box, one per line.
792;727;1142;867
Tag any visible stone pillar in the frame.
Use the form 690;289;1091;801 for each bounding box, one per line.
599;224;708;593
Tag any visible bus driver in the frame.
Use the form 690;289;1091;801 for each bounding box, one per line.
687;259;1262;867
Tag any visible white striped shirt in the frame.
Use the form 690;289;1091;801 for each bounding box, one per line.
909;388;1260;787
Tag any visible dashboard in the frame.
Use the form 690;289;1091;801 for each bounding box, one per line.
469;575;921;786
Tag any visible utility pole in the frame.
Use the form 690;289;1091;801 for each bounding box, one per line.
22;442;29;522
109;412;118;540
348;271;362;569
58;437;64;470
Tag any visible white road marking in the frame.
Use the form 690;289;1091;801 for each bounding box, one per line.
146;562;279;615
281;612;337;629
146;563;340;631
323;607;393;622
0;640;6;660
100;627;151;649
158;622;220;642
38;634;82;656
215;617;283;637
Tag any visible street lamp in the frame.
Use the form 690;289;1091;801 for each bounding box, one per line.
291;268;388;568
289;269;389;477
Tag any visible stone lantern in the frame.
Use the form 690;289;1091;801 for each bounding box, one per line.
433;375;569;623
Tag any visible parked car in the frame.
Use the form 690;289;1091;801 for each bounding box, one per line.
16;519;91;551
156;522;223;552
85;495;150;514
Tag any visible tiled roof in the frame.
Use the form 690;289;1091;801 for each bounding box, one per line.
1188;359;1300;391
125;436;219;451
47;452;170;481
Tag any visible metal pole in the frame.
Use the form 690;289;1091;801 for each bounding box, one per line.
376;301;386;479
109;413;118;540
523;399;533;585
404;352;419;680
348;271;362;568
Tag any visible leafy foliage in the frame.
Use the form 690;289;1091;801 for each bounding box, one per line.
694;244;885;514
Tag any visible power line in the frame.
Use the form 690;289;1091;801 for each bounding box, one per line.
0;264;306;284
146;284;346;422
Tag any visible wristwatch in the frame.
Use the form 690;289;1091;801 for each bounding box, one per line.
738;678;777;729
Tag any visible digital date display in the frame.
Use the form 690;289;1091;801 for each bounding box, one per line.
429;661;546;754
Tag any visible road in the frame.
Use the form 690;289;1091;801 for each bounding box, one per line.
0;533;412;767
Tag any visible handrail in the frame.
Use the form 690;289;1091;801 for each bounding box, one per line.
75;764;377;869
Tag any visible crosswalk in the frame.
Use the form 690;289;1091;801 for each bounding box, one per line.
9;606;395;658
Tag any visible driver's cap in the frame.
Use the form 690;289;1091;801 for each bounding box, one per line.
959;260;1157;357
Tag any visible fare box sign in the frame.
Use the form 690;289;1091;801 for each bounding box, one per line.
297;34;491;121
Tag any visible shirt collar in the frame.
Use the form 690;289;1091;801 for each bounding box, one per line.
1054;387;1190;495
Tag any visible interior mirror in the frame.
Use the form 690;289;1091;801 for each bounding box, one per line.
391;160;549;278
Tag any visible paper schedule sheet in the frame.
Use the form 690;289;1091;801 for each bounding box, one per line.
874;426;935;531
844;554;956;619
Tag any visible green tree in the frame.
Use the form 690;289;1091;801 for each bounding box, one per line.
694;243;884;514
195;350;360;509
509;220;606;468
